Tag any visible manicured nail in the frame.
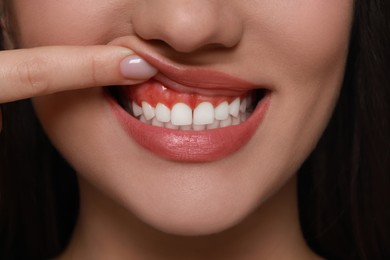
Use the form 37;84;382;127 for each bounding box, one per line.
120;55;158;79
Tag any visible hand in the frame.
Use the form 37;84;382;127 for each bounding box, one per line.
0;45;157;131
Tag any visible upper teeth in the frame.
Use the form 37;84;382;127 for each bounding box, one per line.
193;102;215;125
171;103;193;126
129;96;252;130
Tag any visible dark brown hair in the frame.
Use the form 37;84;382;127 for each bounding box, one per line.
299;0;390;259
1;0;389;259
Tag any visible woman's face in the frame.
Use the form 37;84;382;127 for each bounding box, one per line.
10;1;353;235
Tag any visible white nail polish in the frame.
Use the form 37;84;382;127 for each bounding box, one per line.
120;56;158;79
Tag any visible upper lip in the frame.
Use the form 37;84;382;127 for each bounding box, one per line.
109;36;263;95
137;51;259;96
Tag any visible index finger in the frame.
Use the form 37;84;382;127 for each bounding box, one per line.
0;45;152;103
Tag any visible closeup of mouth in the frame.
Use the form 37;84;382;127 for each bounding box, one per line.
106;58;271;162
108;79;266;131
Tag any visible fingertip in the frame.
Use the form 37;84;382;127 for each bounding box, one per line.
120;55;158;80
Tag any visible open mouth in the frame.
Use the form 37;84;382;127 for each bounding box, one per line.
107;79;267;130
106;59;271;162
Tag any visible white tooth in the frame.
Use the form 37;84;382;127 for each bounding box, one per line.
171;103;192;126
139;115;151;124
229;98;240;118
214;101;229;120
193;124;206;131
220;116;232;128
132;102;143;117
207;120;220;129
142;101;155;120
232;117;240;125
152;117;164;127
193;102;214;125
240;112;249;123
180;125;192;131
164;122;179;129
240;98;247;113
155;103;171;123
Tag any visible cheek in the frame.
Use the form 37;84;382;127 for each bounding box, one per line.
243;1;353;80
11;0;131;46
238;1;353;177
280;2;352;79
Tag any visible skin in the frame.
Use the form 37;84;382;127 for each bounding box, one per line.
2;0;353;259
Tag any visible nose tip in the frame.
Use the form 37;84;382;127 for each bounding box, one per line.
132;1;243;53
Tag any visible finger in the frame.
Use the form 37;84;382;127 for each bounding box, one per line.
0;46;157;103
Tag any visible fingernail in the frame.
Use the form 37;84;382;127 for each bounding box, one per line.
120;55;158;79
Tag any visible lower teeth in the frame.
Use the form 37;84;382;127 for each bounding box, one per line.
136;111;250;130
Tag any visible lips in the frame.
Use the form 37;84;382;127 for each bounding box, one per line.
107;54;271;162
140;51;258;93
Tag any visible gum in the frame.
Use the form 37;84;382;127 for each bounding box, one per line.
125;79;249;109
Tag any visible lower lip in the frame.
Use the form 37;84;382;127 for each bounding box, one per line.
107;92;271;162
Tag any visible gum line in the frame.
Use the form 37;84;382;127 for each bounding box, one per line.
125;79;249;109
117;79;258;130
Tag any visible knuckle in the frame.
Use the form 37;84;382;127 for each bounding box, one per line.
88;55;100;87
15;57;50;96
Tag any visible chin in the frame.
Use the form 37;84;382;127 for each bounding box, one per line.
125;174;260;236
135;201;249;236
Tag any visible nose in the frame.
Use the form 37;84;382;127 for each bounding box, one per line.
131;0;243;53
